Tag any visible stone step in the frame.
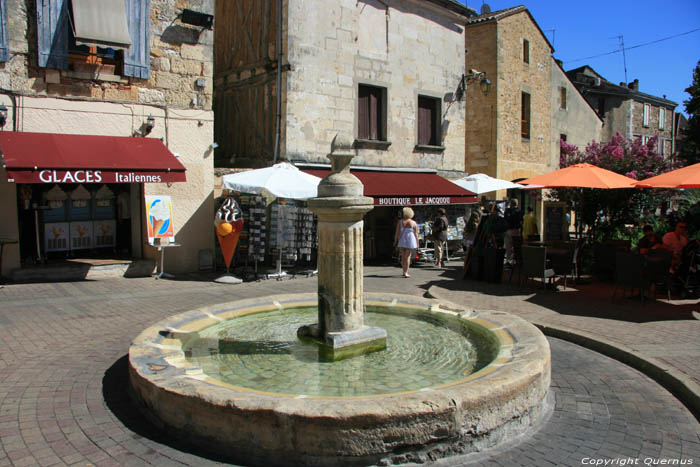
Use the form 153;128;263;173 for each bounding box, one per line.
10;259;155;283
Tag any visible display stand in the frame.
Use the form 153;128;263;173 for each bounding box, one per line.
149;241;181;279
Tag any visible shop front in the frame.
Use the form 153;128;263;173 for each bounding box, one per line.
302;166;477;261
0;132;186;272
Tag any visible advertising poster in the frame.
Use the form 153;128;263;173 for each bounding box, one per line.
145;195;174;241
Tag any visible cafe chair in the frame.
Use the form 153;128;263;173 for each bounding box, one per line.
549;242;576;290
520;246;555;290
645;249;673;301
612;251;649;303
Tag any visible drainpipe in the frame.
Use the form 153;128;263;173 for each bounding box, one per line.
273;0;283;164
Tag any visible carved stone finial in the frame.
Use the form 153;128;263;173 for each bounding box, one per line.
329;133;355;174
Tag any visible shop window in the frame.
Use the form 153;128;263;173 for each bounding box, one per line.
37;0;151;79
358;84;386;142
523;39;529;64
0;0;9;62
417;95;441;147
521;91;531;139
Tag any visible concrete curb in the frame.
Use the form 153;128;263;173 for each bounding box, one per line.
426;285;700;422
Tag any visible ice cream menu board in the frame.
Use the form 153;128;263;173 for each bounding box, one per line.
145;195;174;241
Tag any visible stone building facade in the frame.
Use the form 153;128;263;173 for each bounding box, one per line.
464;6;554;184
214;0;474;175
566;66;677;159
0;0;215;276
551;61;602;167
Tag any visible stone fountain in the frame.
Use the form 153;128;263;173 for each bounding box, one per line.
128;134;552;466
297;134;386;360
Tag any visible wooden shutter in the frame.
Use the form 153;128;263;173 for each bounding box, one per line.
123;0;150;79
369;87;380;140
418;96;437;146
358;85;370;140
521;92;530;139
0;0;8;62
36;0;69;69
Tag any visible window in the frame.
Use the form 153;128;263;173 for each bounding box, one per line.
417;95;441;147
37;0;151;79
643;103;650;128
659;107;665;130
523;39;529;64
358;84;386;141
521;92;531;139
560;87;567;110
598;97;606;116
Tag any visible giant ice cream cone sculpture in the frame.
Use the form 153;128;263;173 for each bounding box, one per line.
214;197;244;271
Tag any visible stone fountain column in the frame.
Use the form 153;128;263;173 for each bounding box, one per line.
298;134;387;360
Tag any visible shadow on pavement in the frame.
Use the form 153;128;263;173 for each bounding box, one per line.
102;355;232;464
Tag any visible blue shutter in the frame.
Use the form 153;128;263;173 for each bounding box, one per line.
0;0;9;62
123;0;150;79
36;0;69;69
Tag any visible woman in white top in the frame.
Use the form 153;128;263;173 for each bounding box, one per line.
394;207;420;278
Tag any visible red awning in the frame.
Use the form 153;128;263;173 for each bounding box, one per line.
303;168;477;206
0;132;187;184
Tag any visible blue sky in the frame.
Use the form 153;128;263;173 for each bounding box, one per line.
460;1;700;116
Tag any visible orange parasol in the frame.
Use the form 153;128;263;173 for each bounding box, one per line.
634;163;700;189
520;163;637;189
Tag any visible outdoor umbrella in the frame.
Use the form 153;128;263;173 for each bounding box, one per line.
519;163;637;189
222;162;322;200
451;173;523;194
634;163;700;189
521;163;637;244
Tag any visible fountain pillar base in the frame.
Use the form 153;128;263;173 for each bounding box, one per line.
298;324;387;361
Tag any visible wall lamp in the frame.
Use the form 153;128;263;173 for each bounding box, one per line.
455;69;491;101
134;115;155;137
0;104;7;128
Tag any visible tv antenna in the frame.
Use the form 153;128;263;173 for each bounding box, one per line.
611;34;628;84
544;29;555;47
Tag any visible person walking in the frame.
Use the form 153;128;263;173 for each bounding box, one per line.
394;207;419;278
432;208;449;268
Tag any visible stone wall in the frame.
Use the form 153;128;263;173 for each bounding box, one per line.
550;61;602;168
465;10;553;183
284;0;467;172
1;0;214;110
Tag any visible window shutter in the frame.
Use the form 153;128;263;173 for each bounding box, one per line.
36;0;69;69
369;89;379;140
658;107;665;130
418;97;432;145
358;86;369;140
0;0;9;62
123;0;150;79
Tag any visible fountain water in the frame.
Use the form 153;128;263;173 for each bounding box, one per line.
128;135;551;466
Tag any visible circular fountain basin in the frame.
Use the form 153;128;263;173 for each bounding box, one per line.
129;293;551;466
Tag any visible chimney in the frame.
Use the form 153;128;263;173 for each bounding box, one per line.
628;79;639;91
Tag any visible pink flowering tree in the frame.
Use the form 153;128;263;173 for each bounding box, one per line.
556;133;672;241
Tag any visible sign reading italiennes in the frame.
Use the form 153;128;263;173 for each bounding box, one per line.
5;169;185;184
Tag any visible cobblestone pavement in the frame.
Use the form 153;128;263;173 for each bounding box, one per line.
0;261;698;466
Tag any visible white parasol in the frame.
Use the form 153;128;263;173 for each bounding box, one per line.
222;162;321;200
451;173;523;195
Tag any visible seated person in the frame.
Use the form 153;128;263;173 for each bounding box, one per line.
637;225;662;255
662;221;689;272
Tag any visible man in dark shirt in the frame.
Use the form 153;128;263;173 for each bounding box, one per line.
638;225;661;255
504;199;522;265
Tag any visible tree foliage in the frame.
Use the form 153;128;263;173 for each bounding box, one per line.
554;134;672;241
678;60;700;166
